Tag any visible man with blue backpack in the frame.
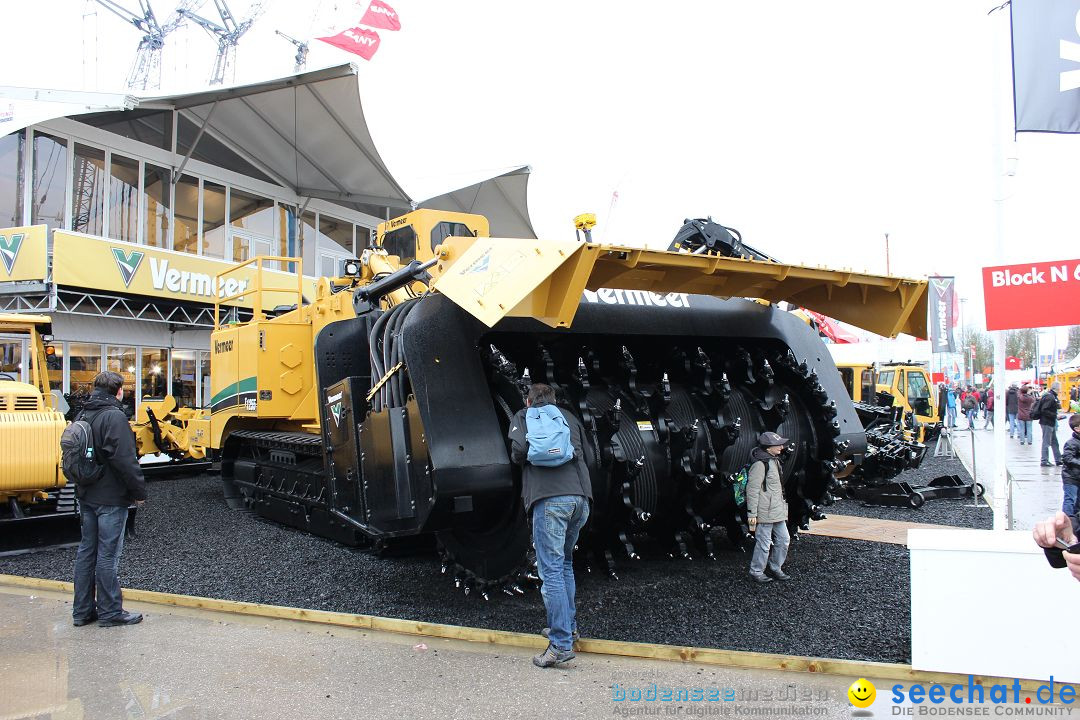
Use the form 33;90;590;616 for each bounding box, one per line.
508;383;592;668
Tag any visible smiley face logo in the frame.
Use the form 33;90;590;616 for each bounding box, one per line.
848;678;876;708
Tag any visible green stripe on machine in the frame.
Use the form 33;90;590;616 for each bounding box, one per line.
210;377;257;406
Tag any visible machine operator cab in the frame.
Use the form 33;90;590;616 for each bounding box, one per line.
376;209;489;265
835;360;940;442
876;362;940;442
324;209;493;309
837;363;878;405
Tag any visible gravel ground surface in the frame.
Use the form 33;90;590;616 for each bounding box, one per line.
3;461;975;664
831;454;993;528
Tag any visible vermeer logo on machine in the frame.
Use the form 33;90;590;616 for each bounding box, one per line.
462;249;492;275
111;247;145;287
214;340;233;354
0;233;24;275
583;288;691;308
327;391;344;427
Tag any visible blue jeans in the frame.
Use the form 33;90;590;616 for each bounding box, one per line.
966;409;978;428
532;495;589;651
946;407;957;428
1064;484;1079;517
1019;420;1032;444
1007;413;1017;437
73;503;129;621
750;521;790;576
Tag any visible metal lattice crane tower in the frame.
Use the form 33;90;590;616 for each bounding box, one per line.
181;0;265;86
95;0;199;90
274;30;309;74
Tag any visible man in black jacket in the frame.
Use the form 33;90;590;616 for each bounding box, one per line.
1005;384;1019;439
72;371;147;627
508;383;592;668
1036;383;1063;467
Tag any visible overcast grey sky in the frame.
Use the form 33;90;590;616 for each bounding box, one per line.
3;0;1079;332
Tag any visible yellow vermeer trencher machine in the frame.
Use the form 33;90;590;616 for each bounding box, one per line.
175;211;926;594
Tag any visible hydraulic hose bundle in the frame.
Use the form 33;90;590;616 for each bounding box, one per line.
367;299;421;412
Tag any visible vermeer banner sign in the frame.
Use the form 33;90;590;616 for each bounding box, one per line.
0;225;47;282
53;231;313;310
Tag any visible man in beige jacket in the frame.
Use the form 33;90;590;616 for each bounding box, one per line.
746;431;791;583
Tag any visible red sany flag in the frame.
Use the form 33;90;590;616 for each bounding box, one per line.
360;0;401;31
317;27;381;60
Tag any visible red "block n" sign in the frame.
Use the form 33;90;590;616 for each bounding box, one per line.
982;258;1080;331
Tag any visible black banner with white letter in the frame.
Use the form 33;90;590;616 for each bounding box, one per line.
928;276;957;353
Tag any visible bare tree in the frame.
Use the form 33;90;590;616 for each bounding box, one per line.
1066;325;1080;359
1006;328;1038;368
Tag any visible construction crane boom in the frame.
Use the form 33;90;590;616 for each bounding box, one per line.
180;0;263;86
180;6;226;34
275;29;309;73
95;0;197;91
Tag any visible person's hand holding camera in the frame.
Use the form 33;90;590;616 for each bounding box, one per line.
1034;512;1080;581
1034;511;1076;547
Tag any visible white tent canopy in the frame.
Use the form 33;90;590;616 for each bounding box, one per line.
2;65;537;232
1053;351;1080;374
418;166;536;239
0;87;136;133
141;64;412;219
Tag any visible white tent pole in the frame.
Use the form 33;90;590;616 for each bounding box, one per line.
990;7;1010;530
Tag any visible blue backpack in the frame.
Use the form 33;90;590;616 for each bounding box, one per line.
525;405;574;467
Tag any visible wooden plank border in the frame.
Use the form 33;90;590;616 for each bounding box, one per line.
1;573;1071;694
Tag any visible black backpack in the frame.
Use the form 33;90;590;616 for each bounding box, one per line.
1032;394;1052;422
60;410;106;485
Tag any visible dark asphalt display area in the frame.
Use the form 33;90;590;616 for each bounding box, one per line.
0;455;988;664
